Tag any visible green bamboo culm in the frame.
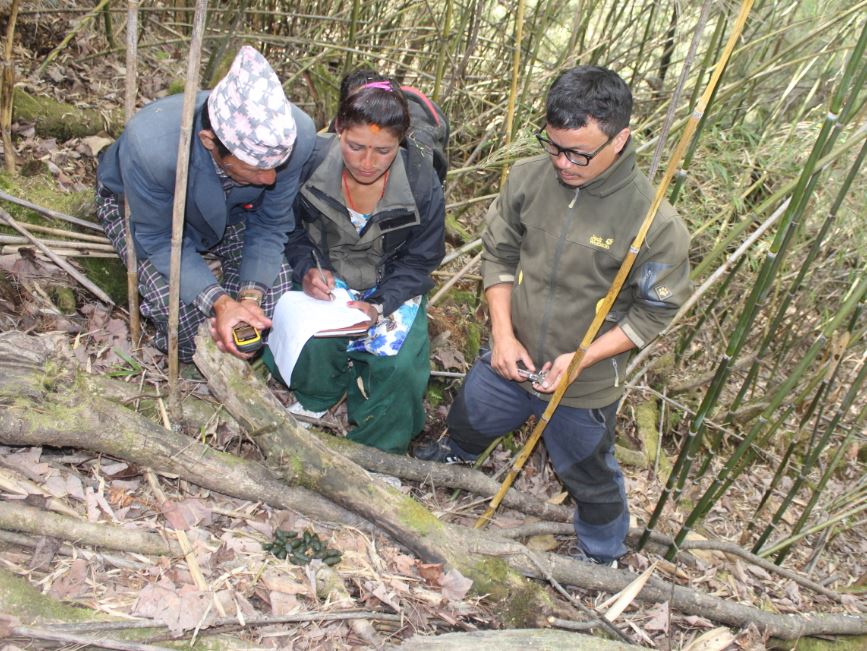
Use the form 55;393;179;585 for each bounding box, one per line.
671;17;866;493
637;17;867;553
761;356;867;561
665;272;867;560
753;305;867;559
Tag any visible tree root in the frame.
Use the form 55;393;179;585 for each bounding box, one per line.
0;501;180;556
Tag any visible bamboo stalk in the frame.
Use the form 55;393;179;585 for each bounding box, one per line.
476;0;759;529
666;272;867;559
167;0;209;416
498;0;525;189
0;235;116;251
125;0;142;347
1;0;20;174
0;207;113;304
0;191;103;232
639;17;867;552
3;222;111;244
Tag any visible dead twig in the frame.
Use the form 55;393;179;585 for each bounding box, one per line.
8;624;172;651
523;549;632;644
0;190;103;232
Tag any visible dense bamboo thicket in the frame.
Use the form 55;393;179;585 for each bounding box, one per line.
9;0;867;567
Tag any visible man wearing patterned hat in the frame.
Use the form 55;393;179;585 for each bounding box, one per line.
97;46;315;361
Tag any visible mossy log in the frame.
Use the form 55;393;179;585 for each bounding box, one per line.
13;87;123;140
1;330;866;638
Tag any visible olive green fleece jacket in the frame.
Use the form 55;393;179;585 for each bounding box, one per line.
481;140;691;408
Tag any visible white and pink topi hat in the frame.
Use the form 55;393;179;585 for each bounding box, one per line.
207;46;296;169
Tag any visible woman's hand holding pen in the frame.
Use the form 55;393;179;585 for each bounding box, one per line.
302;267;335;301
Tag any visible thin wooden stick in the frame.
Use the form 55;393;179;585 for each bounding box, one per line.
429;250;482;306
9;626;172;651
167;0;208;416
0;235;116;251
7;222;111;243
0;207;114;304
0;190;103;231
125;0;142;345
1;0;21;174
475;0;758;529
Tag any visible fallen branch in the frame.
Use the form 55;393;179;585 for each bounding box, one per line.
319;434;573;522
0;501;180;557
7;624;172;651
0;529;149;571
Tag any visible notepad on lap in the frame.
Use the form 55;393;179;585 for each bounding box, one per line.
269;288;371;381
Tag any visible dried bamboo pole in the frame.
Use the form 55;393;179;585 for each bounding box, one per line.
0;206;113;304
1;0;20;174
125;0;142;346
0;235;116;251
498;0;525;188
167;0;208;415
476;0;759;530
429;250;482;306
6;222;111;244
0;190;103;232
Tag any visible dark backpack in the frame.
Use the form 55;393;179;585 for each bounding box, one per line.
400;86;449;187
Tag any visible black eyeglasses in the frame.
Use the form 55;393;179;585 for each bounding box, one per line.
535;129;614;166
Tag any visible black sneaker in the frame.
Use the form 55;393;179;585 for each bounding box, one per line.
413;437;478;464
574;548;620;569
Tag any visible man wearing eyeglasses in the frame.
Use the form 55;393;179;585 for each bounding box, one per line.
415;66;691;567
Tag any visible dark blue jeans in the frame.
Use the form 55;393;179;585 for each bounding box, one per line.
447;352;629;562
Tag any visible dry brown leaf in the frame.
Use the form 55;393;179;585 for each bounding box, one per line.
261;570;309;595
269;591;300;616
439;569;473;602
600;560;658;622
644;600;669;633
417;562;444;585
546;491;569;505
367;581;401;612
682;626;736;651
160;498;212;530
393;553;417;575
133;580;215;635
48;558;88;600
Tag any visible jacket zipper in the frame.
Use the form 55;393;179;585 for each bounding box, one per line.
612;357;620;388
536;187;580;363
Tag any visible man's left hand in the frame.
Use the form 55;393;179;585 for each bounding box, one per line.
533;352;583;393
209;295;271;359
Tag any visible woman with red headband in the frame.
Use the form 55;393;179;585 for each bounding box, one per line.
265;79;445;454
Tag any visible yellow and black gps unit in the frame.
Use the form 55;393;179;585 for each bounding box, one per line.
232;322;263;354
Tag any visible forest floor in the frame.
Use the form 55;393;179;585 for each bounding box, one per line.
1;6;865;651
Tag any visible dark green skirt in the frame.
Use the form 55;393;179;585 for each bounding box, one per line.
264;307;430;454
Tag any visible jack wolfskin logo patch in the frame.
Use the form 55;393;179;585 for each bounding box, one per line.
655;285;672;300
589;235;614;249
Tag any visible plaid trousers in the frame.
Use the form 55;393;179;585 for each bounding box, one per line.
96;186;294;362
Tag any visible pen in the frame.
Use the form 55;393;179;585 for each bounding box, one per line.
311;249;334;301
